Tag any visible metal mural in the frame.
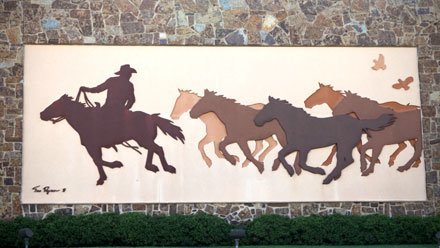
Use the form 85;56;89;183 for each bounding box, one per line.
22;46;426;203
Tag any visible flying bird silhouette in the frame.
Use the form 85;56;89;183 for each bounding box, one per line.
392;76;414;91
371;54;386;70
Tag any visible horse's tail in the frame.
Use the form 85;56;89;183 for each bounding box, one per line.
359;113;396;134
153;114;185;143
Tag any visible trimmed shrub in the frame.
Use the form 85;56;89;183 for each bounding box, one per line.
0;213;439;247
114;212;231;246
244;214;440;246
243;214;292;245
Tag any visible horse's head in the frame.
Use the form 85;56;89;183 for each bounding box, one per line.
170;89;200;120
254;96;279;126
189;89;217;119
304;83;336;108
40;94;72;122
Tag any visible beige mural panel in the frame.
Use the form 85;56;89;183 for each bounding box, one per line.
22;45;426;203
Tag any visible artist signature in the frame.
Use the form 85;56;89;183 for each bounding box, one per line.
32;185;67;195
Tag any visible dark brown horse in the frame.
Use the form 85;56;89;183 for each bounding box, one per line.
333;91;422;176
254;96;395;184
189;90;324;176
40;94;185;185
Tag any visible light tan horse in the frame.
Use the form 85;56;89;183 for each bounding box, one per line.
170;89;278;168
304;83;420;168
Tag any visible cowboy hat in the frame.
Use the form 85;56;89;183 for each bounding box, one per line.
115;64;137;75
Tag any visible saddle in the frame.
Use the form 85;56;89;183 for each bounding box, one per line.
77;92;141;154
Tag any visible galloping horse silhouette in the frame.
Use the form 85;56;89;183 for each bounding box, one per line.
333;92;422;176
40;94;185;185
188;90;286;174
170;89;278;168
189;90;324;176
304;83;420;168
254;96;395;184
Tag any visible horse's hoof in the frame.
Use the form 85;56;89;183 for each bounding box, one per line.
272;162;280;170
322;178;332;184
412;161;421;168
233;155;240;163
388;160;394;167
223;154;236;165
397;166;408;172
361;171;370;176
96;179;105;185
242;159;251;167
146;164;159;173
165;165;176;174
315;168;326;175
204;159;212;167
113;161;123;168
272;159;281;171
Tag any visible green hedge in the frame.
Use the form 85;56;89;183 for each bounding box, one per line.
0;212;231;247
244;214;440;246
0;213;439;247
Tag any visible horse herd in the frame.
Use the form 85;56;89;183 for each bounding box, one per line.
40;84;422;185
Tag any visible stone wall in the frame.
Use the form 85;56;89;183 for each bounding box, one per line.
1;0;439;222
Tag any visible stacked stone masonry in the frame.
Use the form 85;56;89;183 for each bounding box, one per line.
0;0;439;222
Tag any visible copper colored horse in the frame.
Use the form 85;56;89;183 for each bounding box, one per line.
333;91;422;176
304;83;420;168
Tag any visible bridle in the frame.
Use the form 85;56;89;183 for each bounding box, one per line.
51;89;94;124
51;116;65;124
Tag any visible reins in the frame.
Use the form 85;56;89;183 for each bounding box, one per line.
51;89;92;124
75;89;94;108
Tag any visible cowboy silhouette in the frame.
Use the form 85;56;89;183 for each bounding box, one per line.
42;64;185;185
80;64;136;112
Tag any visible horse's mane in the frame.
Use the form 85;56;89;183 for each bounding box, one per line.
204;90;249;109
343;91;382;108
319;83;342;94
179;89;199;97
270;97;312;118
